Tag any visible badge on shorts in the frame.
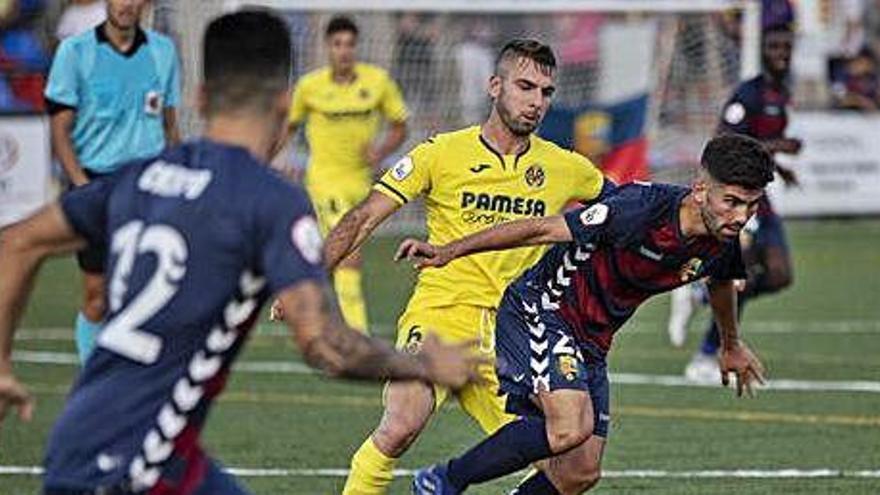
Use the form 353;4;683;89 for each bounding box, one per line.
679;257;704;282
144;90;163;116
558;354;581;381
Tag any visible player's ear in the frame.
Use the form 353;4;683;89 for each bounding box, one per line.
692;175;709;205
488;74;501;99
274;87;292;114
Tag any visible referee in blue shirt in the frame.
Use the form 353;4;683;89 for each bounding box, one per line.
44;0;181;363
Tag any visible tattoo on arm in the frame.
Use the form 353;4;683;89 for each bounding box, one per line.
283;282;427;381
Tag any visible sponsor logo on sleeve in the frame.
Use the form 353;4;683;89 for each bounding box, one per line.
390;156;414;181
723;102;746;125
291;216;323;265
579;203;609;226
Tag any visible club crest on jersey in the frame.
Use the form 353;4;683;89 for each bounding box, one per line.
291;216;323;265
524;164;545;188
144;90;163;116
579;203;608;226
390;156;414;181
679;257;704;282
558;354;580;381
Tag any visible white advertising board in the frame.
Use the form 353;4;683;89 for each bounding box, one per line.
769;112;880;217
0;115;52;227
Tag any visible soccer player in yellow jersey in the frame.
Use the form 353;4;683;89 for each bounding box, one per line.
305;39;611;495
287;16;408;332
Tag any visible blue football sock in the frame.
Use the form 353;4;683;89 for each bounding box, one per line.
445;416;553;491
514;471;560;495
75;312;100;363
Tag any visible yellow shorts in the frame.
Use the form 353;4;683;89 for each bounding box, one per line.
306;184;370;236
394;304;514;434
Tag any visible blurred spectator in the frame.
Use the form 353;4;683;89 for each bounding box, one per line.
762;0;795;30
55;0;106;43
454;18;493;125
840;0;866;56
394;13;440;125
0;0;49;112
831;47;880;111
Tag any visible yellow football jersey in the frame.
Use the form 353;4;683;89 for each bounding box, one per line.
290;63;408;194
375;126;605;310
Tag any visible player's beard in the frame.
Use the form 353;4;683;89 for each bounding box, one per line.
496;89;539;137
699;203;738;240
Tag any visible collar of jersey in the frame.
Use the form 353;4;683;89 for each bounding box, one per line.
478;132;532;170
95;22;148;58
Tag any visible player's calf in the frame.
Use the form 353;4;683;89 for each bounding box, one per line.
372;380;436;457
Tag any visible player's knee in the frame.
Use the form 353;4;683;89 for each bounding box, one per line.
546;422;592;454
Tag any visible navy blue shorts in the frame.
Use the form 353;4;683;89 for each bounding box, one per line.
67;171;108;274
495;296;611;438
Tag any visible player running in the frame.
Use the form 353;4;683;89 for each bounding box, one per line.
296;39;609;495
674;23;799;380
0;11;482;495
285;15;409;332
404;134;770;494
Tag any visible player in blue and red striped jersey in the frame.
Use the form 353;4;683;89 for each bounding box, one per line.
401;134;771;495
0;10;482;495
676;23;799;380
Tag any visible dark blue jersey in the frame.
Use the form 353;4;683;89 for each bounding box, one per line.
505;183;745;358
719;74;790;216
719;75;790;141
48;140;325;492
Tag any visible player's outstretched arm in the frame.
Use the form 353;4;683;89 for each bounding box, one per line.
0;204;86;422
708;280;766;397
396;215;573;270
276;281;484;387
269;191;400;322
323;191;400;271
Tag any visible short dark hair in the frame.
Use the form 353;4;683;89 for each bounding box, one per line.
495;38;556;76
203;10;291;116
701;134;775;190
325;15;358;39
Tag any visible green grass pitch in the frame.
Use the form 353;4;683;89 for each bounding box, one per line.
2;220;879;494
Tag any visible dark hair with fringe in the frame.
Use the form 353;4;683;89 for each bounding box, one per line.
495;38;556;76
701;134;775;190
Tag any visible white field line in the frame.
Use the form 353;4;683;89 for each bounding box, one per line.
14;319;880;342
1;465;879;479
12;350;880;394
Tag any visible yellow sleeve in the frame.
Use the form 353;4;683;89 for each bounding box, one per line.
568;151;606;201
288;79;308;124
380;74;408;123
373;138;436;204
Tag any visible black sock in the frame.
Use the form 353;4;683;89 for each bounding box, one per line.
445;416;553;491
514;471;560;494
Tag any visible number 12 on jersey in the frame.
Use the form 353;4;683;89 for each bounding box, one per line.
98;220;188;364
